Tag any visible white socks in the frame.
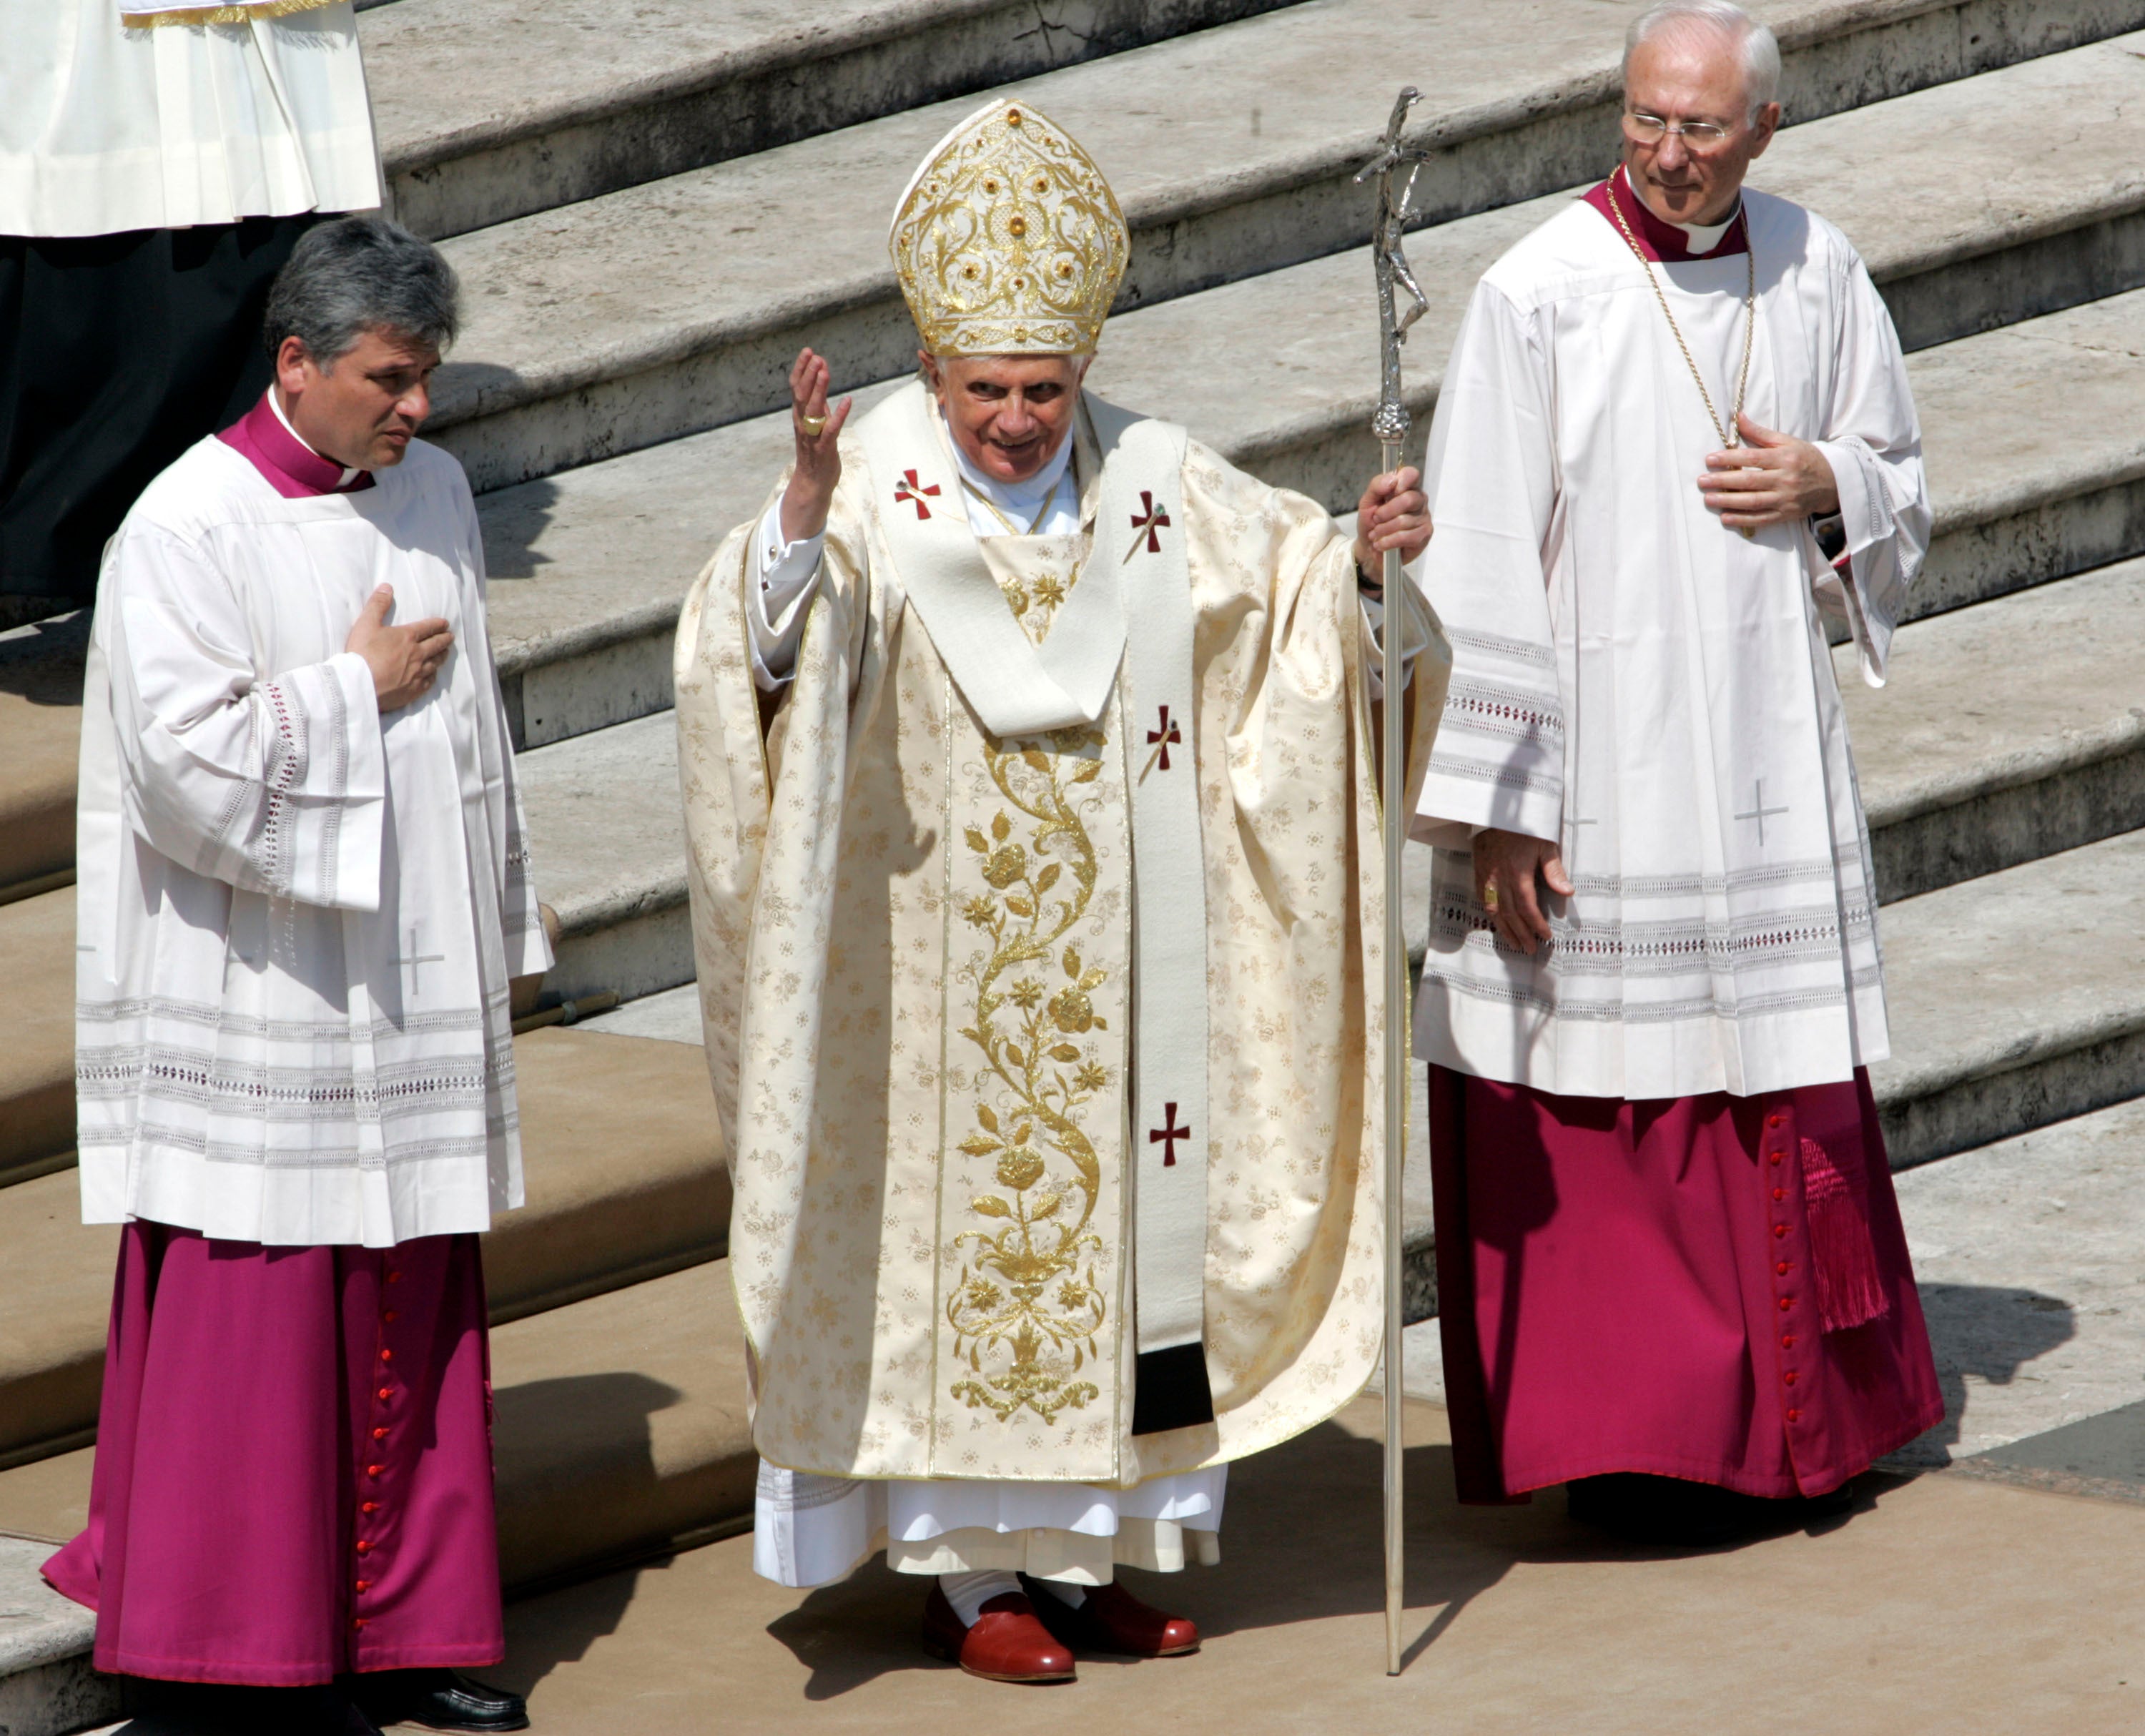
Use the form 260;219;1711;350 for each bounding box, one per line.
940;1569;1021;1624
940;1569;1090;1623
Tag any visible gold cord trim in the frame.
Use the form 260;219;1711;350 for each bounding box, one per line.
124;0;337;29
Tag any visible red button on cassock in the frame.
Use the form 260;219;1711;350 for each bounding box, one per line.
362;1501;380;1514
1772;1224;1789;1239
1769;1151;1783;1166
379;1348;394;1364
1775;1261;1790;1276
367;1464;385;1478
1778;1297;1795;1312
1772;1188;1787;1202
1786;1408;1802;1423
355;1579;370;1593
1781;1335;1795;1349
373;1426;389;1441
386;1271;402;1285
383;1310;399;1323
1784;1371;1798;1386
353;1617;370;1630
377;1386;393;1401
355;1540;373;1555
1768;1114;1783;1128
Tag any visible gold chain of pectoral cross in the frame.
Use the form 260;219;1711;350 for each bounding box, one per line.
962;464;1067;537
1605;167;1757;455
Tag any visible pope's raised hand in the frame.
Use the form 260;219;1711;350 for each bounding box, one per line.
1353;465;1431;582
779;347;853;545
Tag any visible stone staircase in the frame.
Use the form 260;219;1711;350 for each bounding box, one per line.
4;1;2144;1729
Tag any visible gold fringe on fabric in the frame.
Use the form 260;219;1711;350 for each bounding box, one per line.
122;0;337;28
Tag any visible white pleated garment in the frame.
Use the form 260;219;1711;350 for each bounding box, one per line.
1;0;380;235
752;1462;1226;1588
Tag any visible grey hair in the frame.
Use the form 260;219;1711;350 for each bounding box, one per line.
1624;0;1782;118
262;214;460;368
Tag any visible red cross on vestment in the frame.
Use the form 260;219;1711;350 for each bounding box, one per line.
894;469;941;519
1126;490;1172;558
1147;704;1182;771
1149;1102;1190;1167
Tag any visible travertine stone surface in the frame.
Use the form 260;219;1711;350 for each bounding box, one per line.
423;10;2145;491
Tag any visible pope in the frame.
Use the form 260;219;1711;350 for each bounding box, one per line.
674;99;1449;1682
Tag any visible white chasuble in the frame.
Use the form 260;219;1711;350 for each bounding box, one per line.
1413;187;1929;1103
76;435;550;1247
675;383;1446;1489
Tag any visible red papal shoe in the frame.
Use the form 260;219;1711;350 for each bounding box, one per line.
921;1585;1078;1684
1023;1576;1202;1658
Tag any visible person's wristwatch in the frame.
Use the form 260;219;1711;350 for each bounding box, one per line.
1353;557;1384;598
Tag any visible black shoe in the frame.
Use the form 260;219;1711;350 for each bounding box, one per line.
1567;1472;1857;1548
350;1669;529;1733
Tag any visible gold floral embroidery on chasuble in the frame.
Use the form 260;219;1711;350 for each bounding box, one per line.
671;418;1449;1491
937;526;1132;1476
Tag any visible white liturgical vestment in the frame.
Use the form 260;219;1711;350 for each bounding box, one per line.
0;0;380;235
677;384;1443;1584
1413;184;1928;1102
76;434;549;1247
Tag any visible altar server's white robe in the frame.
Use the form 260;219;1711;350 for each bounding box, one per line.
76;434;550;1246
1413;187;1928;1101
1;0;380;236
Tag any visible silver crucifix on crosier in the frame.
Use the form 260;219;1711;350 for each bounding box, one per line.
1354;84;1431;1683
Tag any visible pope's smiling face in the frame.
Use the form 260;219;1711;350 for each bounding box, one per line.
1621;24;1780;230
922;352;1089;485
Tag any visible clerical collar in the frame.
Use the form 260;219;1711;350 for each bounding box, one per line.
1584;165;1748;262
216;390;375;499
941;405;1075;532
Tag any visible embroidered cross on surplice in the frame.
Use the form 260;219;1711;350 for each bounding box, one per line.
1735;779;1789;846
1124;490;1172;561
1149;1102;1191;1167
397;924;445;997
1145;704;1183;773
894;470;941;519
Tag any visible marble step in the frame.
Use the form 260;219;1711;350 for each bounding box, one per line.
0;1256;754;1736
420;3;2145;495
0;1024;728;1471
1875;827;2145;1168
363;0;1308;240
1844;554;2145;902
0;613;87;902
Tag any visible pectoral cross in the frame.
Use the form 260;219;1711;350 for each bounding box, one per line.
894;470;940;519
397;924;445;997
1149;1102;1191;1167
1124;490;1172;561
1735;779;1789;846
1145;704;1182;773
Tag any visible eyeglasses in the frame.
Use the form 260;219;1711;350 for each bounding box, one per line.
1622;112;1738;149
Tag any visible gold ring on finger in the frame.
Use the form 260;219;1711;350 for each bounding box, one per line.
799;413;828;437
1481;884;1500;912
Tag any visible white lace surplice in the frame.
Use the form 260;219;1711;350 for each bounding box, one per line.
76;435;549;1247
1412;189;1928;1101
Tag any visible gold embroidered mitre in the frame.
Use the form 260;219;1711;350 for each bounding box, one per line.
889;99;1129;357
